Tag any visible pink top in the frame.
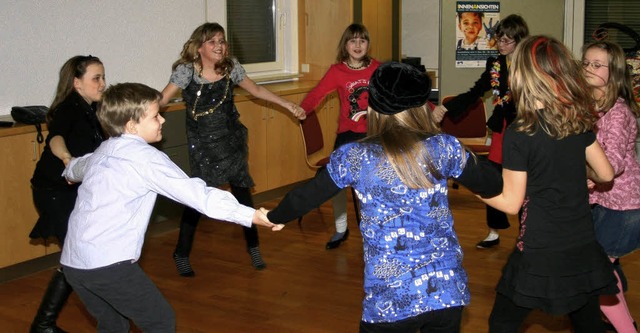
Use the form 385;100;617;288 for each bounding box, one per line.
300;59;381;134
589;98;640;210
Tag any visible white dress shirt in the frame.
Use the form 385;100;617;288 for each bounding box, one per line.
60;134;255;269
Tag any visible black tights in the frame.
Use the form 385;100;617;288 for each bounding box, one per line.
174;186;258;256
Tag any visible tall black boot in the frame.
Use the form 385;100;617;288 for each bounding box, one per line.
30;268;72;333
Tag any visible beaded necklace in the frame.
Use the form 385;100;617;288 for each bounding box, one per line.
191;66;231;121
490;59;511;106
344;61;366;70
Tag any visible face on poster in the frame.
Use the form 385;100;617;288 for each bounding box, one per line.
455;1;500;68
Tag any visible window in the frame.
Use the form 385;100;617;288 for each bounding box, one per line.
225;0;298;80
583;0;640;52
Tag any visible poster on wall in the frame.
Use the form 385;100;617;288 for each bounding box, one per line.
455;1;500;68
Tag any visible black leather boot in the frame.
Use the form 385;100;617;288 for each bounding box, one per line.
30;269;72;333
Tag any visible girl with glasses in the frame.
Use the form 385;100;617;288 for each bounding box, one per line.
433;14;529;249
583;40;640;333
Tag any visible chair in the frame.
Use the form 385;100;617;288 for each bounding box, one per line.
439;96;491;190
299;111;361;225
439;95;491;155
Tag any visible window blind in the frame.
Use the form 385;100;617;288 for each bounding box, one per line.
584;0;640;54
227;0;276;64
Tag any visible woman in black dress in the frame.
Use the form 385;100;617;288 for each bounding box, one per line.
29;55;106;333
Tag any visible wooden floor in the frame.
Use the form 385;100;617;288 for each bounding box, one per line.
0;186;638;332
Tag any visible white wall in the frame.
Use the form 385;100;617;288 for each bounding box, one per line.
401;0;440;72
0;1;225;116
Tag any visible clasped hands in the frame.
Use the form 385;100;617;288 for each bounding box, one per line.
288;103;307;120
253;207;285;231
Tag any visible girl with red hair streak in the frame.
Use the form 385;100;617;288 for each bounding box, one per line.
480;36;618;332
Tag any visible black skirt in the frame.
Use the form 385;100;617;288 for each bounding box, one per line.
495;240;618;315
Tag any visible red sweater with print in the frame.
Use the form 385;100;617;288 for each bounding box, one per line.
300;59;381;134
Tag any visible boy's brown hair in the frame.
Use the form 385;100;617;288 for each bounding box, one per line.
97;83;162;137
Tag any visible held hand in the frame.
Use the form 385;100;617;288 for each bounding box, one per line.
587;179;596;190
432;105;447;123
483;18;498;41
255;207;285;231
290;103;306;120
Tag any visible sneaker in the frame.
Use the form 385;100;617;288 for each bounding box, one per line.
476;238;499;249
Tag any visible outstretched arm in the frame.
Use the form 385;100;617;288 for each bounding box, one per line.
160;82;181;107
267;168;342;223
49;135;73;166
238;77;306;120
478;168;526;215
453;156;503;198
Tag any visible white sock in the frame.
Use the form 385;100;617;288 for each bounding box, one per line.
483;229;499;242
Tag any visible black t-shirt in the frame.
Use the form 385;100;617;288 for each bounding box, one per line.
502;121;596;252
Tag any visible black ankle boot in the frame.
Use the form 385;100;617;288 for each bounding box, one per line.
30;269;72;333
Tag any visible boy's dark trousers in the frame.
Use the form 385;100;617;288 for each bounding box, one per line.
63;261;175;332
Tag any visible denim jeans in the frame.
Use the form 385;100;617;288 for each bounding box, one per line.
592;204;640;257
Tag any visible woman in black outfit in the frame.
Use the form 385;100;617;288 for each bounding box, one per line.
29;55;106;333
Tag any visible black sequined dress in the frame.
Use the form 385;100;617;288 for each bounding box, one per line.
182;75;254;188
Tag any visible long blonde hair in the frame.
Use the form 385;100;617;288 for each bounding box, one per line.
365;105;443;189
172;22;233;75
510;35;598;138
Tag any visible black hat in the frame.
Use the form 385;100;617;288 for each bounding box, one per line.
368;62;432;115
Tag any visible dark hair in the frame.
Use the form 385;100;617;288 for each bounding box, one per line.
495;14;529;44
48;55;103;124
173;22;233;75
97;83;162;137
336;23;371;65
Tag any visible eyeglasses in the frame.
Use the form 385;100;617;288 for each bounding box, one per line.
496;38;516;45
582;60;608;70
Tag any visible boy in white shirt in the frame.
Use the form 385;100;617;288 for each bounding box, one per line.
60;82;282;332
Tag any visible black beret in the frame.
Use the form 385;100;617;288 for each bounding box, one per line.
368;62;432;115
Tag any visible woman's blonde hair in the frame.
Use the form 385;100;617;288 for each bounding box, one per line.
97;83;162;137
582;40;640;117
365;105;444;189
172;22;233;75
510;35;598;138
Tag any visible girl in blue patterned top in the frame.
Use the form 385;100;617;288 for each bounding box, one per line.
268;62;502;333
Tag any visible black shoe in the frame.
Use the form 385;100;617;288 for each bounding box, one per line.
476;238;499;249
326;229;349;250
30;269;72;333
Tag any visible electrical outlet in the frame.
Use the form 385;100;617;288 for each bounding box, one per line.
301;63;310;73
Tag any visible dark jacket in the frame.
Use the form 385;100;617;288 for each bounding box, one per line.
443;55;516;133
